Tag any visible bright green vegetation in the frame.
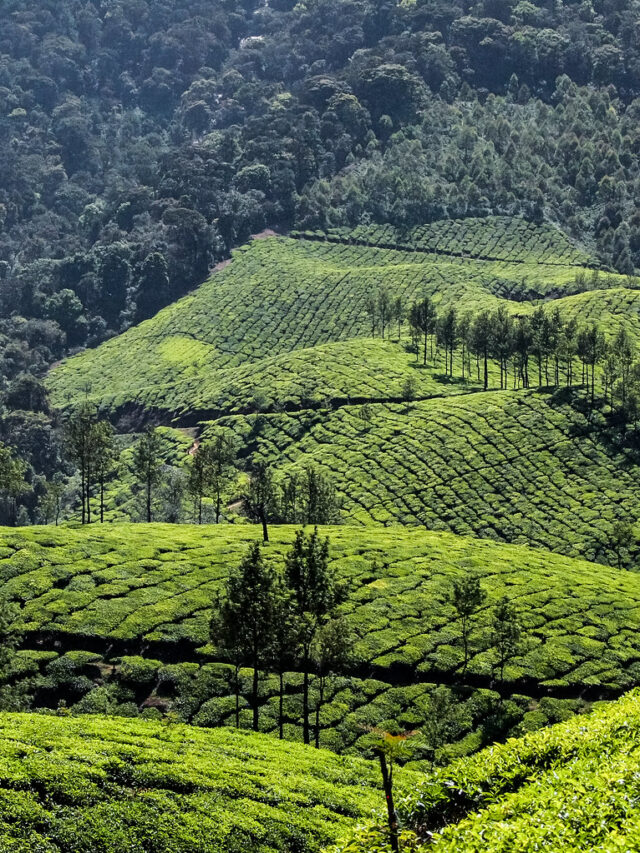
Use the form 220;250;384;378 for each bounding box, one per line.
336;688;640;853
0;711;405;853
5;523;640;691
47;219;633;422
206;388;639;562
303;216;595;266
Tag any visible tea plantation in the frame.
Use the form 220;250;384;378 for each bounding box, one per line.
0;711;408;853
47;218;634;422
206;388;640;562
3;522;640;762
335;688;640;853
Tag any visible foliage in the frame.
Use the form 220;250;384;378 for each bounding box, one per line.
0;711;415;853
212;389;640;562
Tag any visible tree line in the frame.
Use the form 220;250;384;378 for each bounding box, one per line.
43;404;341;530
367;286;640;419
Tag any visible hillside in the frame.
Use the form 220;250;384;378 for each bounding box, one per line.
207;388;640;561
0;711;401;853
336;688;640;853
47;218;633;423
3;522;640;758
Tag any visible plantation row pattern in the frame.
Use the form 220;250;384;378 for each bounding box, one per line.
206;390;640;562
48;221;633;421
4;524;640;692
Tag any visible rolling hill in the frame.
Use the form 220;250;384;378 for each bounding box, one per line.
336;688;640;853
3;522;640;758
47;218;634;424
207;388;640;561
0;711;404;853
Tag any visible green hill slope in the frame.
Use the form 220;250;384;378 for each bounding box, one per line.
0;712;399;853
337;688;640;853
207;388;640;561
47;218;631;422
4;522;640;758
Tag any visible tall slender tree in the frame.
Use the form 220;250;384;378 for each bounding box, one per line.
285;527;341;744
132;427;164;523
211;541;277;732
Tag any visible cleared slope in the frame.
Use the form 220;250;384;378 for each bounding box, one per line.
207;388;640;561
47;218;630;421
5;523;640;690
0;712;399;853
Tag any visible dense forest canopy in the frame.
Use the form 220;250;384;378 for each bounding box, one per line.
1;0;640;521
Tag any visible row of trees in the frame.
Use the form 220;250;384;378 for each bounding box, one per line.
211;532;523;749
211;528;347;746
58;407;342;529
366;286;640;420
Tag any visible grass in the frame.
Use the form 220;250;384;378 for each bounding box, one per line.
334;688;640;852
0;711;405;852
47;218;633;422
205;388;640;562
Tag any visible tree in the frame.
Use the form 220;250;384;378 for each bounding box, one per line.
64;403;99;525
409;296;436;366
211;541;276;731
370;730;418;853
93;421;117;524
300;465;341;525
491;596;521;687
187;434;235;524
269;578;299;739
470;311;492;391
393;296;405;340
436;307;457;377
451;574;486;675
310;617;353;748
39;473;66;525
577;323;606;405
0;444;28;527
243;461;278;542
132;428;164;523
610;520;634;569
377;287;392;339
285;527;340;744
422;686;456;767
210;592;244;728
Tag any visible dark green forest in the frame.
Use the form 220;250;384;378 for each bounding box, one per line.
2;0;640;523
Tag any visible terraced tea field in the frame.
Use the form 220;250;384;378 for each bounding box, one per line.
6;523;640;691
206;389;640;561
47;217;634;422
0;712;403;853
337;689;640;853
311;215;595;265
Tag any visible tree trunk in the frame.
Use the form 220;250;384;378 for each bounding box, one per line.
146;478;152;523
216;492;221;524
260;507;269;542
100;478;105;524
234;664;240;727
302;658;310;745
252;655;259;732
483;348;488;391
315;681;325;749
80;464;86;525
279;671;284;739
378;753;399;853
